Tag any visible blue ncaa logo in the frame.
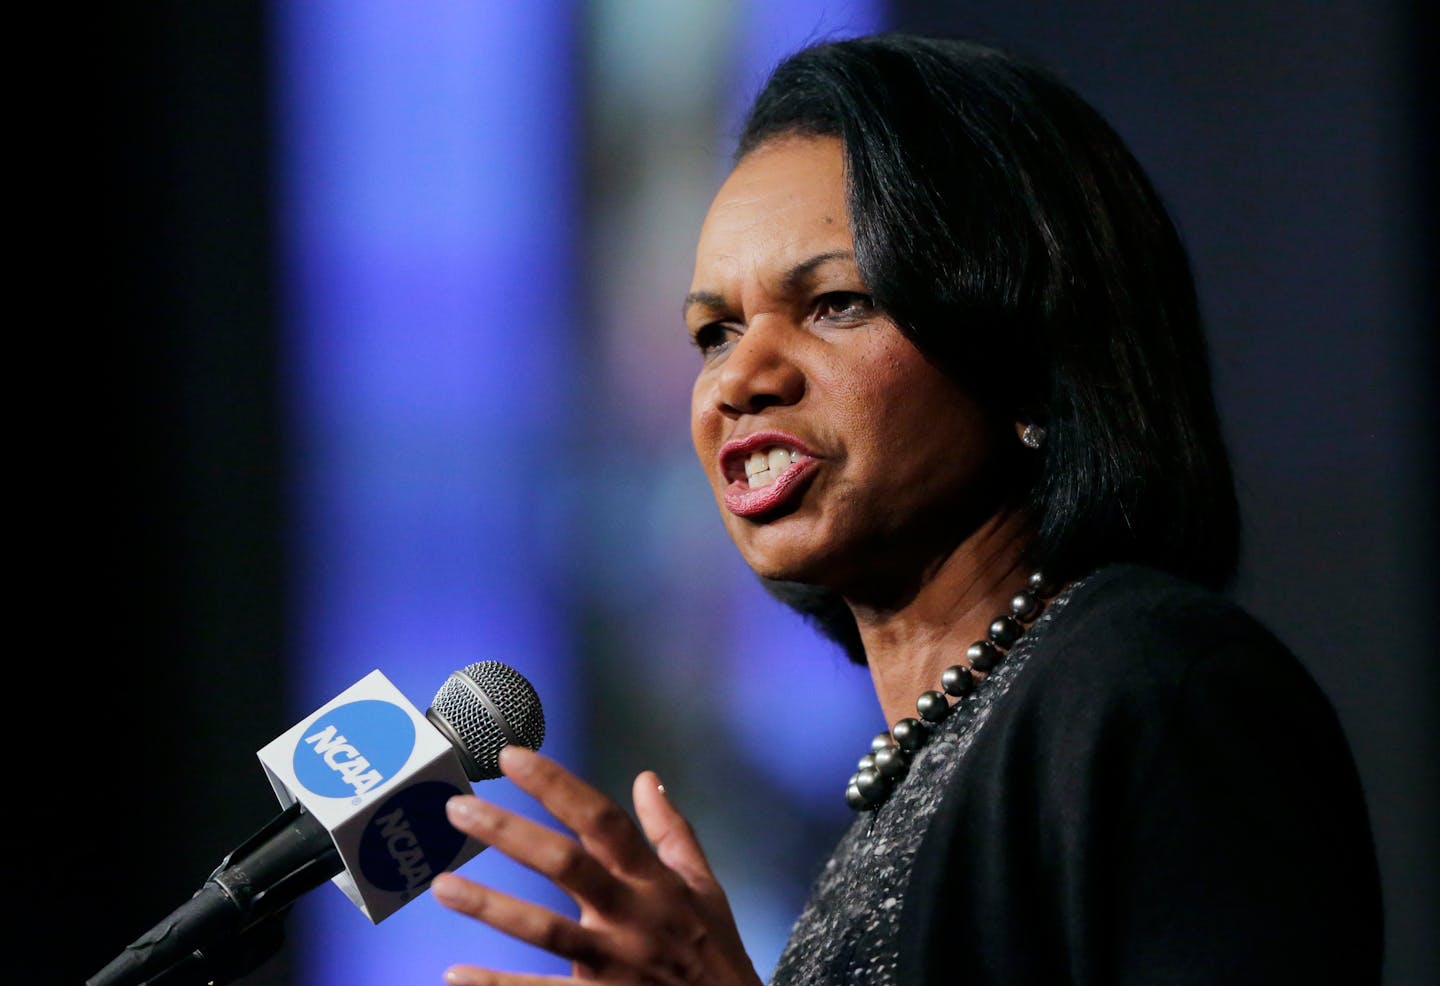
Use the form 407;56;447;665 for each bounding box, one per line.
358;780;469;893
293;699;416;799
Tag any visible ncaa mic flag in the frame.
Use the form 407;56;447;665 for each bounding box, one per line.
256;668;484;922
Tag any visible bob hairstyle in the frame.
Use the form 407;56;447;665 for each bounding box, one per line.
738;34;1241;664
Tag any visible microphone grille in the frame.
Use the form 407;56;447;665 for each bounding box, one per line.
429;661;545;780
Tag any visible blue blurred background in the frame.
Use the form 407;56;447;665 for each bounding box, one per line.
75;1;1434;984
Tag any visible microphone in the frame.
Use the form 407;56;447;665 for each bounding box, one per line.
87;660;545;986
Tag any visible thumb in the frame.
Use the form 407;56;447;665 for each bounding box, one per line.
632;770;718;892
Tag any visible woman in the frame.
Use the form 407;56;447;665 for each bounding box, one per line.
430;33;1383;985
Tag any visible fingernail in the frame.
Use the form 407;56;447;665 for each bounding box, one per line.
429;872;461;904
498;744;534;772
446;796;478;821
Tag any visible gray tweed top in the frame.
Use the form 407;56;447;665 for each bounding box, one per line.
768;581;1082;986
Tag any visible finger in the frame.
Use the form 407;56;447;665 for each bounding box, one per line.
433;872;700;986
632;771;719;892
446;796;624;910
500;746;660;877
633;773;752;962
430;871;602;969
441;968;584;986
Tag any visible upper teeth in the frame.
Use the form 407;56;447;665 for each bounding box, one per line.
744;446;800;488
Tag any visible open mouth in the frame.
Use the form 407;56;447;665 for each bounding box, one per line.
719;433;819;518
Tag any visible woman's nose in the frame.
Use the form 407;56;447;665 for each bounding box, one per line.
715;317;806;415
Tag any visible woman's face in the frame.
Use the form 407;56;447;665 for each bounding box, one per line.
686;135;1012;597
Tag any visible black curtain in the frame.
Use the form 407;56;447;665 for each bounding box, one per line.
75;5;291;984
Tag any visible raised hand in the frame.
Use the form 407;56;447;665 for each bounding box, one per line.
431;745;764;986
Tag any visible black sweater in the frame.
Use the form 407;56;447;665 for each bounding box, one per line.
774;564;1383;985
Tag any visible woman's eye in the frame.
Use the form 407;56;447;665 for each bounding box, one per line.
814;291;874;321
691;323;734;357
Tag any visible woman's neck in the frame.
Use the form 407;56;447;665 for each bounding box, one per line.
847;507;1036;730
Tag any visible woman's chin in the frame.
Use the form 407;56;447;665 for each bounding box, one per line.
735;542;843;589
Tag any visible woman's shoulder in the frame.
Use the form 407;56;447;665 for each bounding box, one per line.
1036;561;1311;692
1002;561;1347;754
1048;562;1284;656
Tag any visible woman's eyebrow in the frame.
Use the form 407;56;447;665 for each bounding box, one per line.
780;250;855;292
681;290;726;319
683;251;858;318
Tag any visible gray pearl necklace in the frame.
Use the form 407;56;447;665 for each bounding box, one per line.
846;570;1057;811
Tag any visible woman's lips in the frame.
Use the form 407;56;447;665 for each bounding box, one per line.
723;457;819;517
718;431;820;519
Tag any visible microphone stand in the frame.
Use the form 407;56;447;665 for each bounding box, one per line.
144;907;291;986
88;802;341;986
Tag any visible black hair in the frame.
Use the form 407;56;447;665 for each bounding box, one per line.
736;33;1240;664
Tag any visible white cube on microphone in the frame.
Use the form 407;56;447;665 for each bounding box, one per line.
256;669;484;923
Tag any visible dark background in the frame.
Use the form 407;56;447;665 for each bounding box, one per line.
72;2;1434;984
